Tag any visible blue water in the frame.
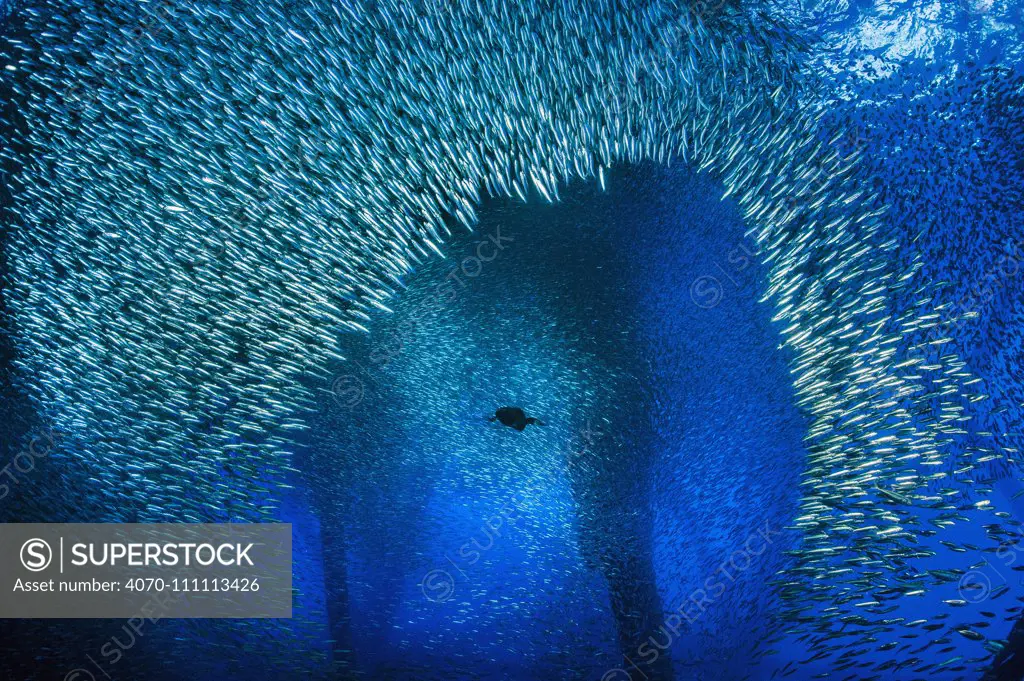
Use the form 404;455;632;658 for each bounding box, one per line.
299;164;807;680
1;2;1023;680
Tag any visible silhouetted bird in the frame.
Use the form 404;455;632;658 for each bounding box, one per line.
488;407;544;431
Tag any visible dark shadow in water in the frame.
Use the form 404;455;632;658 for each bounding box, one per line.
499;171;675;680
307;159;804;680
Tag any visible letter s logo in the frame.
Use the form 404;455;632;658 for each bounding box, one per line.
20;538;52;572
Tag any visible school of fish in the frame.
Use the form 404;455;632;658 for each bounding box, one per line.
1;0;1019;677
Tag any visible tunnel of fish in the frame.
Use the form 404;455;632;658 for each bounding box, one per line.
0;0;1022;680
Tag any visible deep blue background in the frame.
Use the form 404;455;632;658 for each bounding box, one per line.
0;1;1022;680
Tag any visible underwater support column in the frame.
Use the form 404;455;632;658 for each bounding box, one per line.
568;414;675;681
319;518;358;678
